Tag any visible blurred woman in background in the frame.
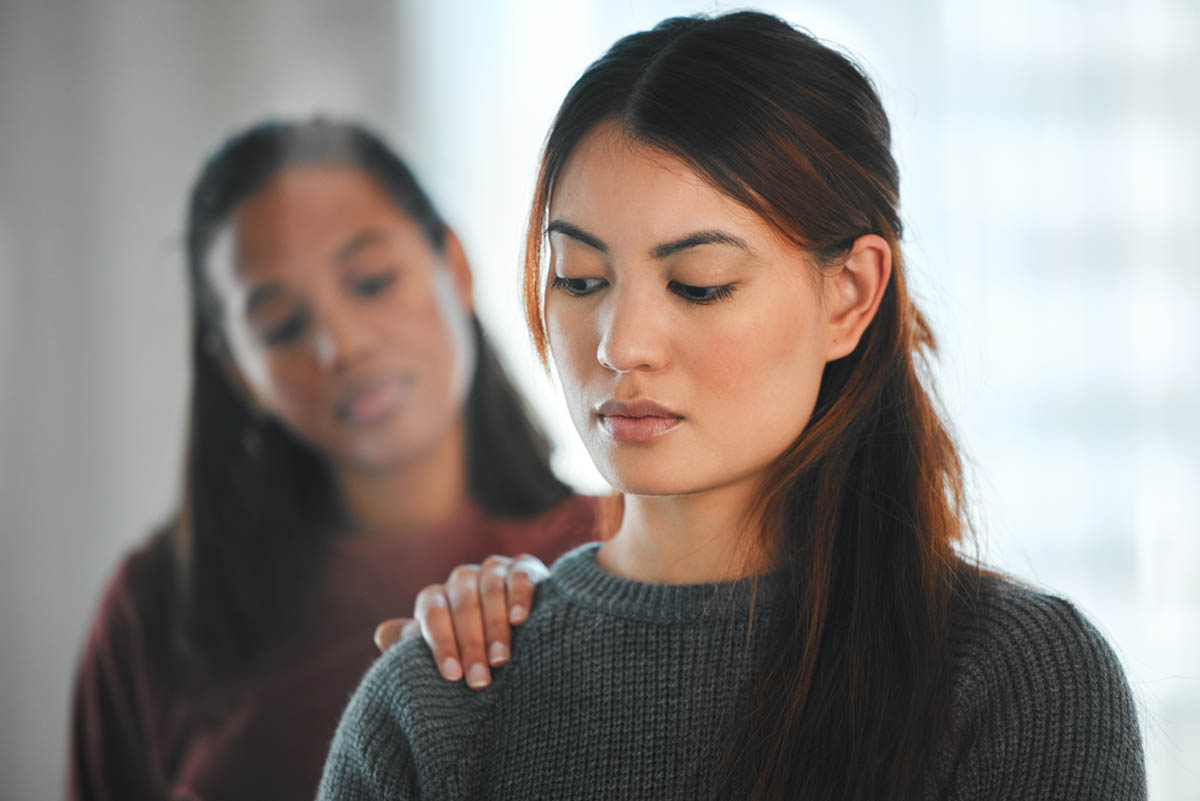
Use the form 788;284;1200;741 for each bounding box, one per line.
67;118;606;801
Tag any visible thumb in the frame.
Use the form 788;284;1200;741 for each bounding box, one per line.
373;617;415;653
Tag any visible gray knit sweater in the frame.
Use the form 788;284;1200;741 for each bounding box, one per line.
318;544;1146;800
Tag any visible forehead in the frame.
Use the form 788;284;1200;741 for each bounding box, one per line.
227;164;422;278
548;122;764;246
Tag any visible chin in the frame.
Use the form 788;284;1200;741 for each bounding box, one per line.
333;433;417;474
595;457;711;497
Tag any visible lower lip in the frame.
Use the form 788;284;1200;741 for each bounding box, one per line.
343;380;409;425
598;414;681;443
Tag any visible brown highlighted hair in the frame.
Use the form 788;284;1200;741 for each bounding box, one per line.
523;13;978;801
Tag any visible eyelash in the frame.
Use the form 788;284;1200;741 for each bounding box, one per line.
667;281;736;304
263;311;310;346
351;271;396;298
550;276;737;305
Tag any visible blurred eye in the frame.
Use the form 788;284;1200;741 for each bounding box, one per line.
262;311;310;346
351;271;396;298
550;276;607;296
668;281;736;305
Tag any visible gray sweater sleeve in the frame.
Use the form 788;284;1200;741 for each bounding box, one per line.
938;587;1146;800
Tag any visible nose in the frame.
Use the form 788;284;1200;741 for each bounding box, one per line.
595;285;669;374
313;302;373;371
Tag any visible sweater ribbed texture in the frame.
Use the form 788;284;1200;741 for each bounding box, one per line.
318;544;1146;800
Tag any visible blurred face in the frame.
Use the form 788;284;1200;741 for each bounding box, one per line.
545;122;848;498
209;165;475;473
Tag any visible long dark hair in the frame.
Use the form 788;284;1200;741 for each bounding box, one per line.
522;13;978;800
178;118;571;669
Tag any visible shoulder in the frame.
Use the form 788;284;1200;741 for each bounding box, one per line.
353;638;495;734
950;573;1132;700
70;527;179;791
80;528;177;665
941;572;1146;798
322;638;496;798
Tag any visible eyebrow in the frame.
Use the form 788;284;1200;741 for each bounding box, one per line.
546;220;608;254
333;228;387;262
651;230;751;260
547;219;751;260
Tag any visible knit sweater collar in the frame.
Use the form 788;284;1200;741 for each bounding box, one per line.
548;543;790;625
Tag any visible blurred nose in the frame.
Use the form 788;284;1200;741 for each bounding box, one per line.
313;302;372;371
595;285;669;374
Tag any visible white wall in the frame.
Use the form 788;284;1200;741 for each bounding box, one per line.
1;1;1196;799
0;2;401;798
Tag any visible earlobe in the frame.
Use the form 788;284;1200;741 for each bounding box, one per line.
441;228;475;312
824;234;892;361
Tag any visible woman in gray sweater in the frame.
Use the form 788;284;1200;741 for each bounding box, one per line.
319;11;1146;800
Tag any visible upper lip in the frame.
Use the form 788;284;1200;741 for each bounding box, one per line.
596;399;681;418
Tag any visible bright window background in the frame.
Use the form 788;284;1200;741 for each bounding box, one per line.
398;2;1199;798
0;1;1194;799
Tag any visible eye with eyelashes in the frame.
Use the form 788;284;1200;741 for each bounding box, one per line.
261;309;311;346
348;270;397;298
550;275;737;305
254;270;398;348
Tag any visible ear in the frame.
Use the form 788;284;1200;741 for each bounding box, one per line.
440;227;475;312
823;233;892;361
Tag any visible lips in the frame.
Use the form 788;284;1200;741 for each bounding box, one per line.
596;399;682;443
336;375;414;426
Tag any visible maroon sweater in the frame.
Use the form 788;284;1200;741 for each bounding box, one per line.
67;495;607;801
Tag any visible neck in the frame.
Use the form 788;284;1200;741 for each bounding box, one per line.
597;474;774;584
333;417;470;537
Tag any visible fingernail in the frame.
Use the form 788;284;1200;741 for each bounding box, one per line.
509;604;527;624
488;641;508;666
466;663;491;689
441;658;463;681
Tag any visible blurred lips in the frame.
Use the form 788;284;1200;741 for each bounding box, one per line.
596;399;682;443
336;374;414;426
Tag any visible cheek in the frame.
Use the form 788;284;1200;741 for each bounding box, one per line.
226;324;324;416
259;356;327;425
381;280;474;405
685;300;827;449
546;303;598;414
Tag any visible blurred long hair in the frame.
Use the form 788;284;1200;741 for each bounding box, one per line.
522;13;979;800
179;118;571;669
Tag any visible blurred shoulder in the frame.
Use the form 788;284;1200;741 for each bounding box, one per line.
540;492;620;540
83;526;177;651
495;493;620;562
